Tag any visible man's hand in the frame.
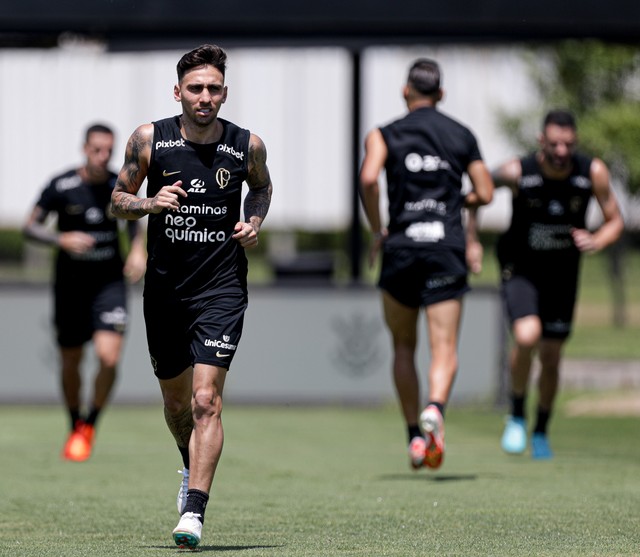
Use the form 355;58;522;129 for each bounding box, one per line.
147;181;187;213
58;231;96;255
466;239;484;274
368;229;388;268
232;222;259;249
571;228;598;253
123;249;147;283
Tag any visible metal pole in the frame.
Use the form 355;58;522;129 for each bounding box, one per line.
350;48;362;284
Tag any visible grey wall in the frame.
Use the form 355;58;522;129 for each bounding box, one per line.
0;285;502;406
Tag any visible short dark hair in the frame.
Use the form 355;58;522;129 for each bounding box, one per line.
85;123;113;143
407;58;441;96
543;109;576;131
177;44;227;81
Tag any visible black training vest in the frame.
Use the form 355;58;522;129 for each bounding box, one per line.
497;152;593;274
145;116;250;297
36;169;124;283
379;107;482;252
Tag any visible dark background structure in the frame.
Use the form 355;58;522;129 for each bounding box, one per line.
1;0;640;48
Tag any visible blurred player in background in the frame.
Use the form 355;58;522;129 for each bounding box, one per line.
473;109;623;459
359;58;493;470
111;44;272;549
23;123;146;462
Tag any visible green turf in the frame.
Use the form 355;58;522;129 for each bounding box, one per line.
1;403;638;556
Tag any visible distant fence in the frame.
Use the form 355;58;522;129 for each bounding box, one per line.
0;284;502;406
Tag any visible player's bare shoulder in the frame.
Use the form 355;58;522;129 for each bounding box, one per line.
127;124;154;164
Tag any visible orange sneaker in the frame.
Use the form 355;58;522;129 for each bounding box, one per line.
408;436;427;470
76;422;96;445
420;406;445;469
62;421;95;462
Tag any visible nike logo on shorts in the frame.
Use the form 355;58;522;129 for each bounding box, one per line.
216;351;230;358
163;169;181;176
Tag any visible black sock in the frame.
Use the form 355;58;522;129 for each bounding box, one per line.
427;401;445;419
183;489;209;522
69;409;82;431
533;407;551;434
511;394;526;419
408;424;422;443
84;407;101;426
178;446;190;470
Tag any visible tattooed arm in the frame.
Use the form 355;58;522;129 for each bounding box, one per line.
232;133;273;249
111;124;187;220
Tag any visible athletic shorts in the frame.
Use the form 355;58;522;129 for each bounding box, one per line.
54;279;127;347
501;271;578;339
378;247;470;308
143;286;248;380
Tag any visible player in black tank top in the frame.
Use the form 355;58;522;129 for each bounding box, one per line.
474;109;623;459
111;45;272;549
145;115;250;297
360;58;494;471
23;123;146;462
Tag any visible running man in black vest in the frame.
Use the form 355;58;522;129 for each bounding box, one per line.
360;59;494;471
24;123;146;462
486;110;623;459
111;45;272;549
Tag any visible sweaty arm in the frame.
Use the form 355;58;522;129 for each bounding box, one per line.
359;129;389;266
464;160;494;209
359;128;387;237
123;220;147;283
572;158;624;253
491;158;522;192
232;133;273;249
111;124;187;220
23;205;58;245
464;160;495;274
23;205;96;255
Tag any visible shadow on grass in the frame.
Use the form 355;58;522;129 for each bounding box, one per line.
377;473;478;482
148;544;284;552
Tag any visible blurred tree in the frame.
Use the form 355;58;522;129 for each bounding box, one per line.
498;39;640;326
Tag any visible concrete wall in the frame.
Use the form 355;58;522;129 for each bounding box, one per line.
0;284;502;406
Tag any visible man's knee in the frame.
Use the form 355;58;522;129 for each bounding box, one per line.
513;316;542;349
192;388;222;420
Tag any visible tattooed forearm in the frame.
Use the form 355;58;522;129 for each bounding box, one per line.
111;186;151;219
245;134;273;229
244;182;272;229
110;125;152;219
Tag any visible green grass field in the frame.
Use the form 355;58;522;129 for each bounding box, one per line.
1;403;638;557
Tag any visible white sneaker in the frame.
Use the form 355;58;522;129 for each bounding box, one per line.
420;405;445;469
177;468;189;514
173;512;202;549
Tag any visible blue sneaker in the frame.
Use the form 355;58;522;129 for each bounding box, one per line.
531;433;553;459
501;416;527;454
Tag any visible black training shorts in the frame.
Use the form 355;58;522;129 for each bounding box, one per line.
501;270;579;339
143;285;248;380
54;279;127;347
378;247;470;308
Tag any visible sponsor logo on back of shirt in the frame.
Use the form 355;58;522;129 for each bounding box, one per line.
405;153;451;173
